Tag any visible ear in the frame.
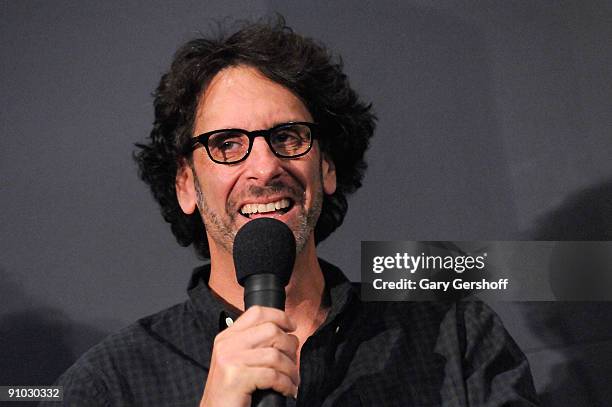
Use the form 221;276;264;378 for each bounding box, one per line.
175;160;197;215
321;153;337;195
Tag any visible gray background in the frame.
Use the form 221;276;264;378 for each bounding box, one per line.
2;0;612;405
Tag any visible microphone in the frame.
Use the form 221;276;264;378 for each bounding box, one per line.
233;218;296;407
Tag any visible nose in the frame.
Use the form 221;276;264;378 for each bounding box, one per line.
243;136;284;184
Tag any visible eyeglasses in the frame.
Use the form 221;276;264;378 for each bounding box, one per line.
189;122;318;164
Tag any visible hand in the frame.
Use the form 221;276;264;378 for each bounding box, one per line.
199;306;300;407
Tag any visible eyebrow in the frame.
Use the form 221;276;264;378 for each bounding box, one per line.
199;120;311;134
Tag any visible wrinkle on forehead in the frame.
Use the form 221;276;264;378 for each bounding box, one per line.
194;65;312;134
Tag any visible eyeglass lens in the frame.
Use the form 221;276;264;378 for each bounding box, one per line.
207;124;312;163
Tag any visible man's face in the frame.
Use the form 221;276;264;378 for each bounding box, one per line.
176;66;336;257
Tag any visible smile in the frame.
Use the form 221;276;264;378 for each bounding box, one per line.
239;198;293;218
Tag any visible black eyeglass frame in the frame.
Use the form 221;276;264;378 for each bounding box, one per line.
188;121;319;164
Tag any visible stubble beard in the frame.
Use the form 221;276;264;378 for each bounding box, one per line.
193;171;324;257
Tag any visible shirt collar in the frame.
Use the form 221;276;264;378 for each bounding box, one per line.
186;262;229;338
186;258;357;336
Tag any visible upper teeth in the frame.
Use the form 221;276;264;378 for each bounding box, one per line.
240;198;291;215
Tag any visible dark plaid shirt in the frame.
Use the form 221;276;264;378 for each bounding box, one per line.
43;260;538;406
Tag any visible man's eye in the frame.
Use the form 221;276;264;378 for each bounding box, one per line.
210;134;245;151
208;133;248;161
219;140;241;151
273;131;302;144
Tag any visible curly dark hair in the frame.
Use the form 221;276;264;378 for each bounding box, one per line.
134;17;376;259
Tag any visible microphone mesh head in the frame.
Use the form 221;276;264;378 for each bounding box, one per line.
233;218;296;287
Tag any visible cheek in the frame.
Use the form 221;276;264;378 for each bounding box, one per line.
194;163;239;207
294;162;318;191
211;170;244;206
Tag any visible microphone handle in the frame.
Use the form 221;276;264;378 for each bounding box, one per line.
244;274;287;407
251;390;285;407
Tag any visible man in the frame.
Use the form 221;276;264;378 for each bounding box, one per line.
47;19;539;406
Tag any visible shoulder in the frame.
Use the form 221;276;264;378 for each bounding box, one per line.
77;301;190;368
352;292;460;331
346;298;538;405
352;282;502;328
350;295;516;358
53;302;194;405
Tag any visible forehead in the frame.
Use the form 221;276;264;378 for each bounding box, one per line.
194;65;313;134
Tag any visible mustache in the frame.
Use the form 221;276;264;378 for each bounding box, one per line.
247;181;303;200
227;181;305;213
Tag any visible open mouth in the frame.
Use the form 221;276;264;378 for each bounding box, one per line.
239;198;294;219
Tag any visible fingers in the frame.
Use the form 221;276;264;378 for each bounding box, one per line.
249;367;299;398
211;346;299;399
230;306;296;332
243;347;300;387
230;322;299;361
217;306;298;360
